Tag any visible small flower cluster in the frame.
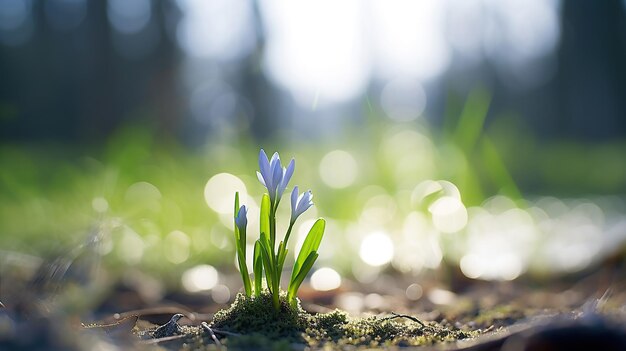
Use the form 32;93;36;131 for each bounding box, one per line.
233;149;325;310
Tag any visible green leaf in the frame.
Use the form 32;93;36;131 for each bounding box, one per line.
234;192;239;220
288;251;318;302
236;247;251;296
290;218;325;284
234;197;251;297
253;241;263;297
260;193;270;246
258;234;275;293
277;241;288;271
234;192;240;249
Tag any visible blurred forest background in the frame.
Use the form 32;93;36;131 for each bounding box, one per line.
1;0;626;306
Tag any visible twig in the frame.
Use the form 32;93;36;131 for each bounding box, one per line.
210;328;243;337
382;312;426;327
140;334;187;345
201;322;223;349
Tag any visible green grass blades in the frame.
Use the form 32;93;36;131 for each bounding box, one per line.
260;194;271;249
288;251;318;305
288;218;325;303
234;192;252;297
258;232;275;290
253;241;263;297
258;232;280;310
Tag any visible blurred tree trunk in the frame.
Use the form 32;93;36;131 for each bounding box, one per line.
557;0;626;140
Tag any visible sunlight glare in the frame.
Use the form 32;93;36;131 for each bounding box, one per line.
164;230;191;264
319;150;358;189
371;0;450;80
359;231;394;266
211;284;231;304
352;260;380;284
337;292;364;314
429;196;468;233
204;173;247;214
182;264;218;292
176;0;255;60
427;288;457;305
405;283;423;300
259;0;369;103
310;267;342;291
360;195;397;226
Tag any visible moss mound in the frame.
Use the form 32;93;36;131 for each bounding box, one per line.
209;292;475;349
305;309;475;348
210;292;308;342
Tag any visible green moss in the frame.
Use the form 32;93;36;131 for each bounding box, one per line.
209;292;475;349
305;310;476;348
210;292;308;342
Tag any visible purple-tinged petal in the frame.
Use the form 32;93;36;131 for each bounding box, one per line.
296;190;313;215
291;186;299;214
256;171;266;187
235;205;248;230
279;159;295;196
258;149;271;187
290;188;314;223
270;153;281;176
270;162;282;200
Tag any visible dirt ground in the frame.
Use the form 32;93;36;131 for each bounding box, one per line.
1;257;626;350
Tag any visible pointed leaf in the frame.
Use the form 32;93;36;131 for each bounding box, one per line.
253;241;263;296
258;233;275;292
291;218;325;283
234;192;241;251
288;251;318;301
260;193;270;245
237;251;251;296
233;192;251;296
277;241;288;271
234;192;240;220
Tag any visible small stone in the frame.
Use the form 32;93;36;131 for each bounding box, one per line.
152;314;184;338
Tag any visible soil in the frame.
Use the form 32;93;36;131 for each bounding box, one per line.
2;259;626;350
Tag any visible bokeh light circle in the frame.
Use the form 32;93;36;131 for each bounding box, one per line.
359;232;394;266
319;150;358;189
204;173;247;214
310;267;342;291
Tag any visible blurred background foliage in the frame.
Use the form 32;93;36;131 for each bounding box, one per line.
1;0;626;302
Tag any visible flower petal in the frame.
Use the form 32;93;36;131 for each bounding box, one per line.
258;149;271;187
235;205;248;230
271;160;283;196
291;186;299;214
296;190;313;215
256;171;266;187
290;189;314;221
270;152;280;168
280;159;295;193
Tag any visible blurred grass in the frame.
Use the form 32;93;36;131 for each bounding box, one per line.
1;94;625;285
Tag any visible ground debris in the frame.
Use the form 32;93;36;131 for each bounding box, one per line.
152;314;185;338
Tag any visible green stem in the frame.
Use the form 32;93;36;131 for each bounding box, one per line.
269;206;276;253
283;222;295;248
277;221;295;275
272;276;280;311
269;202;280;311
